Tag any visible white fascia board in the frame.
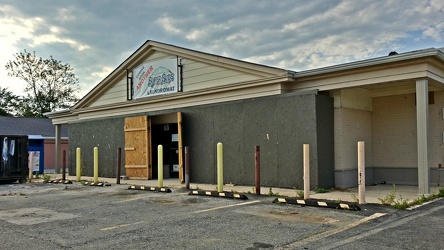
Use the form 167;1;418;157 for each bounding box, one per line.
295;48;441;78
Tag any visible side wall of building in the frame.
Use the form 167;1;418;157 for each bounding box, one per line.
372;90;444;185
68;117;125;177
68;93;334;189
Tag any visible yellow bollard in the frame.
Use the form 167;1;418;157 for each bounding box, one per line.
217;142;224;192
94;147;99;183
158;145;163;187
303;144;310;200
76;147;81;182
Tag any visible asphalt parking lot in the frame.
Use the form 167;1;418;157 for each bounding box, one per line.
0;181;396;249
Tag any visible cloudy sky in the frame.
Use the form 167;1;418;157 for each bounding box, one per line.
1;0;443;97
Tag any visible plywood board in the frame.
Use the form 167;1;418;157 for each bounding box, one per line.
124;116;149;179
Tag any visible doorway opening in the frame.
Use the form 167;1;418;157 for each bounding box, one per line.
152;123;179;179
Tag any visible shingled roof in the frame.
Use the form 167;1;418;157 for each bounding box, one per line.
0;116;68;138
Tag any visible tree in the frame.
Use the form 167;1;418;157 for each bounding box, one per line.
5;50;80;117
0;87;19;116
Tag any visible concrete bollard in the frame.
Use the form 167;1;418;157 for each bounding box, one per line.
358;141;366;204
158;145;163;187
94;147;99;183
76;147;81;182
303;144;310;200
217;142;224;192
28;152;34;182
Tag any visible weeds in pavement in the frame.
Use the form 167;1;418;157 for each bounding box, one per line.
315;187;329;193
379;186;444;209
43;175;51;183
296;190;304;198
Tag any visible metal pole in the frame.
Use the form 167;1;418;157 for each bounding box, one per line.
76;148;81;182
94;147;99;183
185;146;190;189
358;141;366;204
62;150;66;181
217;142;224;192
255;145;260;195
303;144;310;200
158;145;163;187
116;148;121;184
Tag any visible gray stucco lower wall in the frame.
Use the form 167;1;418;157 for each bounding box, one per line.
68;117;125;178
67;92;334;189
182;92;334;189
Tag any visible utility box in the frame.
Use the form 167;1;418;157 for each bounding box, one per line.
0;135;28;183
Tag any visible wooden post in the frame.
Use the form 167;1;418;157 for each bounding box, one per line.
255;145;260;195
62;150;66;181
116;148;121;184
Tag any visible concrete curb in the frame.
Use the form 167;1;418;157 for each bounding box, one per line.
48;179;73;184
83;181;111;187
189;190;248;200
273;197;361;211
128;185;172;193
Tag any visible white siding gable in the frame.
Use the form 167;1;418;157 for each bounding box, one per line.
89;51;264;108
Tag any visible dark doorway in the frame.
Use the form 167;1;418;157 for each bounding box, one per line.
151;123;179;179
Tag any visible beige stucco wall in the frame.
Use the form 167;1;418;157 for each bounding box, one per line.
333;88;373;172
372;90;444;170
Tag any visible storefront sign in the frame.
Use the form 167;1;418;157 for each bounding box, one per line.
133;58;179;99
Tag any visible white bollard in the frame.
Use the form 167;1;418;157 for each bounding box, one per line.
358;141;366;204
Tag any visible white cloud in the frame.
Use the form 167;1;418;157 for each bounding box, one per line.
156;16;182;35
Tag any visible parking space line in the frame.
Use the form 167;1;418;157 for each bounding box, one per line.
100;221;144;231
193;200;261;214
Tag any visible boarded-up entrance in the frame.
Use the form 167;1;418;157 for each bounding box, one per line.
124;116;151;179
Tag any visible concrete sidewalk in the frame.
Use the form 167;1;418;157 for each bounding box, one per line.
46;174;442;205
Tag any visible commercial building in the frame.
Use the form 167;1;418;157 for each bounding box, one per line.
46;41;444;194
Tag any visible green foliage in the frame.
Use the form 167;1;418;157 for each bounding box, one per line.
379;185;443;210
0;87;20;116
43;175;51;183
438;188;444;197
267;187;279;196
392;197;410;210
315;187;329;193
296;190;304;198
350;192;359;203
5;49;80;117
378;185;397;205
